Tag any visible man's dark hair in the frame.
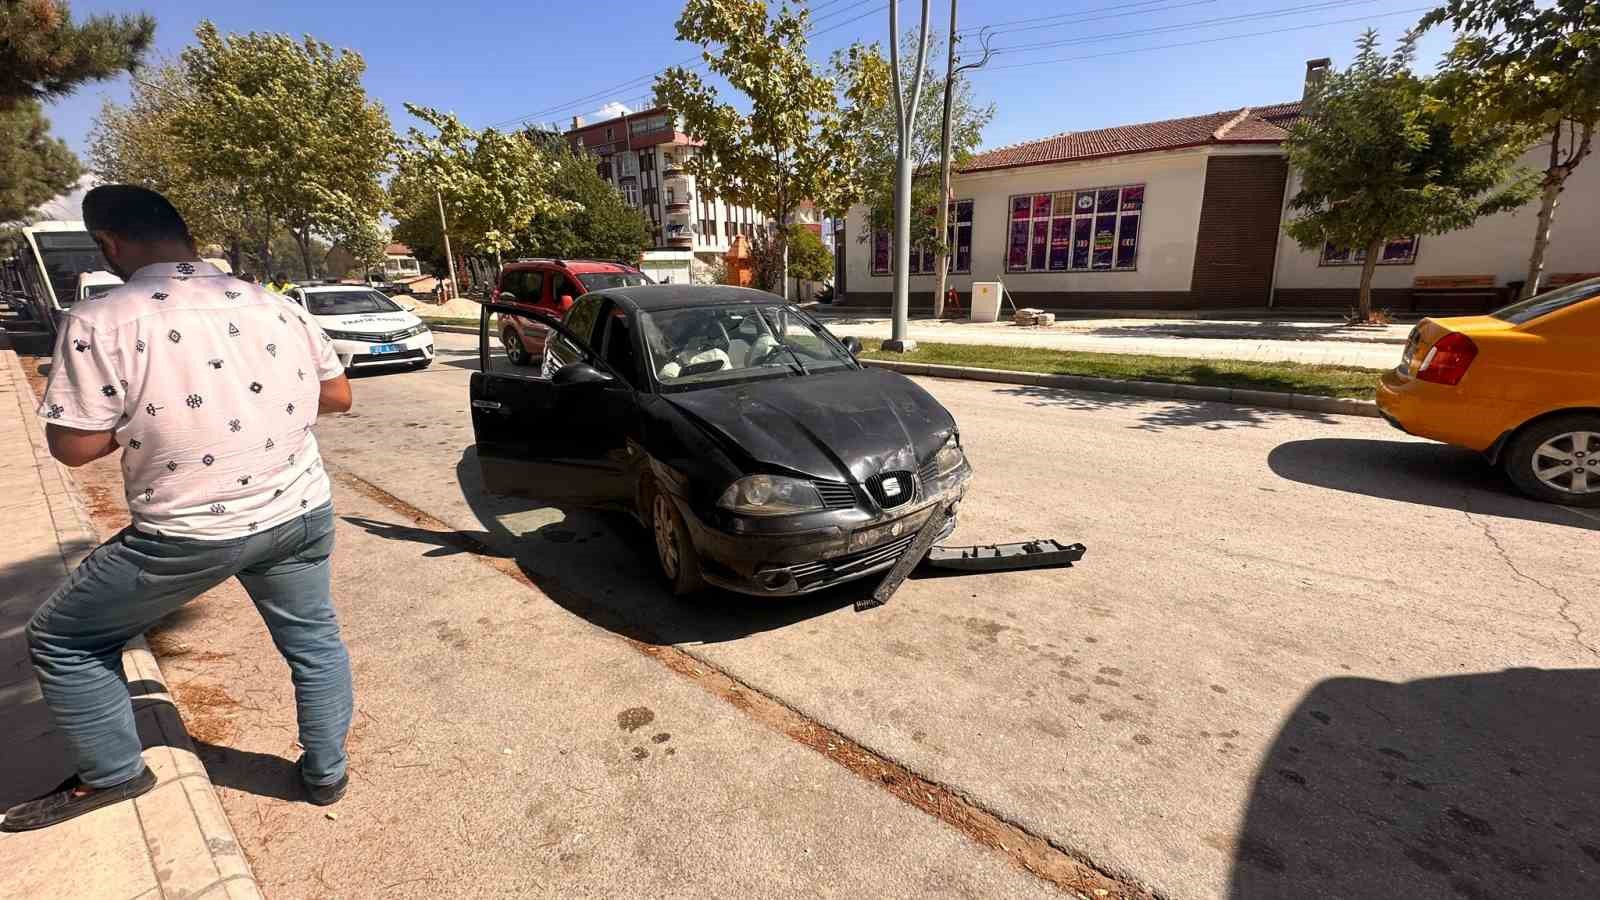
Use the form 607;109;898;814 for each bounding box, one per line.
82;185;193;244
273;272;287;283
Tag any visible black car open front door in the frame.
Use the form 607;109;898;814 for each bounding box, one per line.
470;300;632;506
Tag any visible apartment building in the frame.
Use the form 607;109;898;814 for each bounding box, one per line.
567;108;768;276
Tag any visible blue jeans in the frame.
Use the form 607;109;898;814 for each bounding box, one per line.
26;502;352;788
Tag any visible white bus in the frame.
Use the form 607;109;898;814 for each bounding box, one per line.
9;221;109;335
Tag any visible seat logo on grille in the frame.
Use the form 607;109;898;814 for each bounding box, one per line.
883;479;903;499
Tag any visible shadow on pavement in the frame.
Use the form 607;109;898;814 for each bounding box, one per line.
995;383;1342;432
339;448;866;645
191;739;303;802
1228;668;1600;899
1268;438;1598;531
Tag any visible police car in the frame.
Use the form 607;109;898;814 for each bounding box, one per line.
286;283;435;371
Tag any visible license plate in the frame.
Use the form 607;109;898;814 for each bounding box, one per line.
369;343;403;354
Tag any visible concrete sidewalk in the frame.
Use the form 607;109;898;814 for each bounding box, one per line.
0;335;261;900
816;312;1410;369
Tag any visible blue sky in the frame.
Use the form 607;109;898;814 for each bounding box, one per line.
45;0;1453;159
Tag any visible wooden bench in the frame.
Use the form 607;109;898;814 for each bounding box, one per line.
1546;272;1600;289
1409;275;1507;313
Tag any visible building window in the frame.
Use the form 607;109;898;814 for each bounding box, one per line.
619;154;638;177
621;182;639;207
643;187;658;206
1005;185;1143;273
605;126;614;142
1319;237;1419;266
870;200;975;276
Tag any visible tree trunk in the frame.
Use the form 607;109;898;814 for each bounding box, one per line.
931;0;959;319
1357;238;1382;323
1522;179;1563;300
294;229;315;280
226;238;242;276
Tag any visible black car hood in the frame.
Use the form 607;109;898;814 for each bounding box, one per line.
661;368;955;483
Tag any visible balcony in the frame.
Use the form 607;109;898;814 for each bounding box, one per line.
664;224;694;248
664;194;691;213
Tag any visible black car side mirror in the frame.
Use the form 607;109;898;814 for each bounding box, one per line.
552;362;615;386
842;335;863;356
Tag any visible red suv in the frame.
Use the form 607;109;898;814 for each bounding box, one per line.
492;258;651;365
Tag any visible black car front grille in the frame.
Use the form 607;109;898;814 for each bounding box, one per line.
787;533;919;591
813;480;857;509
351;349;424;365
867;471;916;510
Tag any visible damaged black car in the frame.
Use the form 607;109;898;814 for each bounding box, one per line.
469;285;972;596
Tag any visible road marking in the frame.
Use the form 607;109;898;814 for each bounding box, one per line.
333;468;1153;900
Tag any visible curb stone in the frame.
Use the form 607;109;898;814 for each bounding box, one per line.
2;338;264;900
860;358;1379;418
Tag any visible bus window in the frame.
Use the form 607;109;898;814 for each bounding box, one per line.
34;232;107;310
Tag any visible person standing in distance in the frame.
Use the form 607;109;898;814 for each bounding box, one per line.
265;271;297;295
1;185;356;831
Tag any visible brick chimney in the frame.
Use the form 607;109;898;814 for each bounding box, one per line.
1302;58;1331;111
571;114;585;130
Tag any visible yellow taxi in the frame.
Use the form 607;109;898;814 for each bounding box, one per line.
1377;277;1600;506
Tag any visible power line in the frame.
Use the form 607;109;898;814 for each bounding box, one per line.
957;0;1210;35
975;6;1430;71
989;0;1389;55
485;0;884;131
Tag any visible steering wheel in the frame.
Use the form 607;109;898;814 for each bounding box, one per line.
680;318;731;363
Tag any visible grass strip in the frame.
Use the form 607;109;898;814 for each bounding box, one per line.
859;341;1380;399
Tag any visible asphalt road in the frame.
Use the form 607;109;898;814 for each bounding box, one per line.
25;322;1598;898
308;332;1600;898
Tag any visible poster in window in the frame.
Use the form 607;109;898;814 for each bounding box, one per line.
955;200;974;224
1012;196;1031;221
1092;214;1117;269
1049;218;1072;271
1008;221;1030;269
1052;191;1074;217
1382;235;1418;262
1121;185;1145;211
1097;189;1119;213
1072;217;1093;269
1116;214;1140;269
1032;194;1052;219
956;237;971;274
1320;243;1353;264
1075;191;1097;215
872;231;891;274
1030;220;1050;270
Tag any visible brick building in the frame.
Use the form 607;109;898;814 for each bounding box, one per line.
840;63;1597;313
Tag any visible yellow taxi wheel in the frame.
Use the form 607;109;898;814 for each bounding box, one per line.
1504;415;1600;507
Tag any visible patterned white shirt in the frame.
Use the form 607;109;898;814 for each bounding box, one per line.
38;260;344;540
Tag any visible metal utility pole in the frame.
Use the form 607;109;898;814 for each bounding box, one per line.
436;190;459;301
884;0;933;353
933;15;993;318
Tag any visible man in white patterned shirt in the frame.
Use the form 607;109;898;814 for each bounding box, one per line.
3;185;356;831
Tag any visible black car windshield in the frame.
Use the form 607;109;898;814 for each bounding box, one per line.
1492;278;1600;324
580;272;652;291
304;290;401;316
639;303;855;390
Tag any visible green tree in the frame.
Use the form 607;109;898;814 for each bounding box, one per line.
518;145;651;261
849;29;992;254
0;100;81;225
172;21;391;279
1;0;155;107
654;0;887;295
1283;30;1535;322
391;104;571;269
89;63;262;270
1421;0;1600;298
785;223;832;283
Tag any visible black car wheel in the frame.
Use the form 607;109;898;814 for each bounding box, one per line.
647;483;705;596
502;326;529;366
1504;414;1600;507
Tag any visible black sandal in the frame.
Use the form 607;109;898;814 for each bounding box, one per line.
0;766;157;832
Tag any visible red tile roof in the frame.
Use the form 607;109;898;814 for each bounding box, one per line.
960;102;1302;173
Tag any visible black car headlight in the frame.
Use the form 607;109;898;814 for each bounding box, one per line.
717;475;826;516
931;434;966;477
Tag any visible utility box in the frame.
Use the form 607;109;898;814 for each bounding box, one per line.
970;281;1003;323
